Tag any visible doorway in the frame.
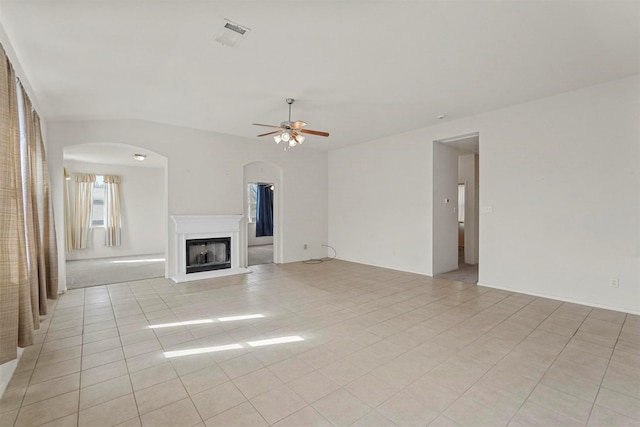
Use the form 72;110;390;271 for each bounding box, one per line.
63;143;168;288
458;182;466;258
243;161;283;268
432;133;479;283
247;182;274;266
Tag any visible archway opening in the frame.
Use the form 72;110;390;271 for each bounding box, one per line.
63;143;168;288
243;162;283;267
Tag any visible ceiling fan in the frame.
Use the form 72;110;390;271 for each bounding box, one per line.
253;98;329;148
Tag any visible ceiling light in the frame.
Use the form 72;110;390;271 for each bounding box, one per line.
256;99;328;150
273;98;307;150
133;154;147;161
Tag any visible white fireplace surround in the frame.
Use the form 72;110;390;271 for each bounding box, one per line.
171;215;249;283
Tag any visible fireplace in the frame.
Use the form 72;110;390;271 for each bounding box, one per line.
170;215;249;283
186;237;231;274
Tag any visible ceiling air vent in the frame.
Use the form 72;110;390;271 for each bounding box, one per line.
215;19;251;47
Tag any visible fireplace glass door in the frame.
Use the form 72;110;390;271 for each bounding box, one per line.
185;237;231;274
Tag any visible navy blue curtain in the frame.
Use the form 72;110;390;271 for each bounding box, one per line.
255;184;273;237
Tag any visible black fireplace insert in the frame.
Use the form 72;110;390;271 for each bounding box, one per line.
185;237;231;274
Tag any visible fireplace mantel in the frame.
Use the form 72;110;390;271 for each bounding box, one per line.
170;215;249;283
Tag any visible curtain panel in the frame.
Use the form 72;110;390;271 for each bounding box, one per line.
31;111;59;303
63;168;73;252
72;173;95;249
255;184;273;237
103;175;122;247
0;45;59;364
19;85;46;319
0;46;27;364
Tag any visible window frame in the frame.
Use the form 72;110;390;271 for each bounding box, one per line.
247;183;258;224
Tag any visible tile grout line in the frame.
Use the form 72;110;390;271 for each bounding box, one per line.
433;298;591;425
584;312;627;426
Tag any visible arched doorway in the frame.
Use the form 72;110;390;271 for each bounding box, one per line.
63;143;169;288
243;162;283;267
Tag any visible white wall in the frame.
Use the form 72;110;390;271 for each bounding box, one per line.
328;137;433;274
47;119;329;282
329;75;640;314
64;159;165;260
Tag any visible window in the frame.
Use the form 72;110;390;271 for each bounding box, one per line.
247;183;257;223
91;175;105;227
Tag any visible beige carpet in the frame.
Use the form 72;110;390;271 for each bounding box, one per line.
66;253;165;289
248;244;273;266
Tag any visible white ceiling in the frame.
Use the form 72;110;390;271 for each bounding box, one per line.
64;143;167;169
1;1;638;152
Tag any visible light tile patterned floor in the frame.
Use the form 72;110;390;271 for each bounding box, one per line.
1;260;639;427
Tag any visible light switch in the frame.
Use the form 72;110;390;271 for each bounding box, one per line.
481;206;493;213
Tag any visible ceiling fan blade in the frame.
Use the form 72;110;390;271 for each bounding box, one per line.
252;123;281;128
291;121;307;129
299;129;330;137
257;130;282;137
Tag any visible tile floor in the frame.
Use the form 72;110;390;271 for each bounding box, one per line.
1;260;639;427
436;263;478;285
437;248;478;284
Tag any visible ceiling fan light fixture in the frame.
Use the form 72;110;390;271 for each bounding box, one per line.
253;98;329;149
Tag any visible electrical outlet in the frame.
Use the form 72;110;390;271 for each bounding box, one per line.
610;278;620;288
303;244;308;250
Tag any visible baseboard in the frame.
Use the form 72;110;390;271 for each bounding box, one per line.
478;282;640;316
0;347;23;399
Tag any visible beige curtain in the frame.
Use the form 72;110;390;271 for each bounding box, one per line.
0;46;59;364
72;173;95;249
64;168;73;252
103;175;121;247
0;45;28;364
19;85;45;319
30;109;59;305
